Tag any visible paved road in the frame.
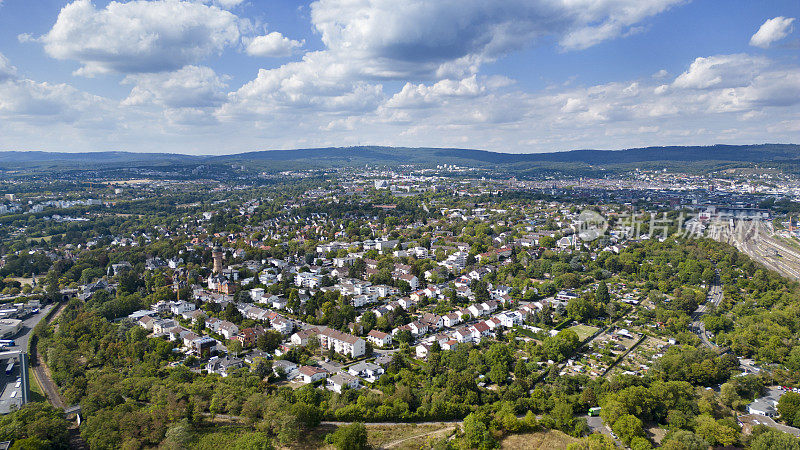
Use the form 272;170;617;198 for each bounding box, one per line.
0;304;55;413
7;304;54;353
690;281;722;348
583;414;624;446
739;414;800;437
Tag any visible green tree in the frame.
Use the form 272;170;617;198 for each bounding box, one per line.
551;401;575;432
661;430;708;450
257;330;283;353
749;427;800;450
488;364;508;385
328;423;367;450
779;392;800;426
462;413;496;449
595;281;610;303
0;403;69;447
227;340;243;357
395;329;413;345
567;434;616;450
292;402;322;428
612;414;645;446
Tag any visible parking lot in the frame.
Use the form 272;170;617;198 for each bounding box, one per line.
0;360;24;414
0;305;51;414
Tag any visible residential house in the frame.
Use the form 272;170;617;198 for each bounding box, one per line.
298;365;328;384
347;362;384;382
170;301;196;315
235;326;265;348
408;321;429;336
421;313;444;330
327;373;360;393
219;321;240;340
137;315;155;331
416;343;432;359
441;339;459;351
206;356;244;377
366;330;392;347
443;312;461;328
292;327;366;358
272;360;298;379
453;327;473;343
153;319;177;335
468;304;486;317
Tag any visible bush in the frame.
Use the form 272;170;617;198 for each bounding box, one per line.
327;423;368;450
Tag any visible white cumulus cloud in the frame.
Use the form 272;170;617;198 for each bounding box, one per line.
386;76;485;109
122;65;228;109
750;16;795;48
245;32;303;57
228;0;684;122
39;0;241;76
672;54;769;90
309;0;684;79
0;53;17;82
0;78;108;124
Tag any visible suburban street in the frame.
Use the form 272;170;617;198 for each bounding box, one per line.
739;413;800;437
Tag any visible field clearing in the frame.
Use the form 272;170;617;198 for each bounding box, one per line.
569;324;600;341
5;277;38;286
26;234;62;243
189;423;333;450
501;430;581;449
367;423;457;449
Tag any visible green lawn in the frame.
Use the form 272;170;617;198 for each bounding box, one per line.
28;369;46;403
569;324;600;341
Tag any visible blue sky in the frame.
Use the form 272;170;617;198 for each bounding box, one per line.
0;0;797;154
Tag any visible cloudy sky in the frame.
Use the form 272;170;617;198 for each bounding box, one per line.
0;0;798;154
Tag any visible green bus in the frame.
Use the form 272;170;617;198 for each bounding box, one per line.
588;407;601;417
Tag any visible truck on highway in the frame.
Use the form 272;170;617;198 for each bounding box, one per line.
5;360;14;375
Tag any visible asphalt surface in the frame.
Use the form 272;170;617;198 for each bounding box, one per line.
0;304;54;414
7;304;54;354
690;282;722;348
740;413;800;437
583;414;624;446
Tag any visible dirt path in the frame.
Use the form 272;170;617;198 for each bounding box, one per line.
381;425;457;449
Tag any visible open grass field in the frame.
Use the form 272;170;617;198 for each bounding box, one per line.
187;421;458;449
569;324;600;341
501;430;581;449
367;423;457;449
188;423;332;450
26;234;62;244
6;277;37;286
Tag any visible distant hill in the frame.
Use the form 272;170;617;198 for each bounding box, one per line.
212;144;800;174
0;144;798;174
0;151;199;170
